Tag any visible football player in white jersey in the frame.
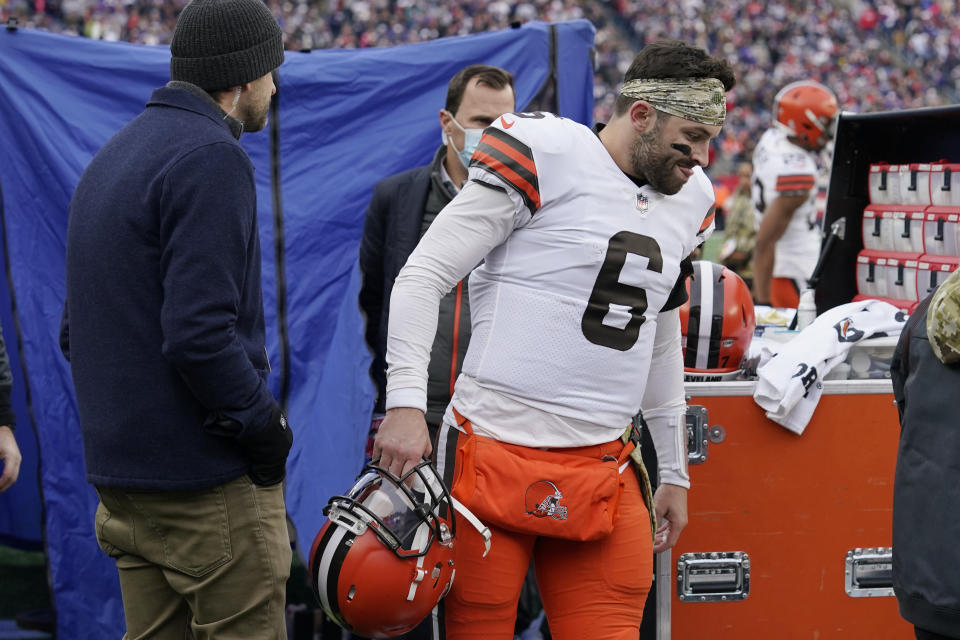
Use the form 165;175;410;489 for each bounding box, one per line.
373;40;735;640
752;80;838;307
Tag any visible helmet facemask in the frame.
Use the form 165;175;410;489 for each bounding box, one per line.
326;459;455;558
310;459;458;638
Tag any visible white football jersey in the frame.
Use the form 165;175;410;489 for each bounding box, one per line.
460;113;715;428
751;127;821;282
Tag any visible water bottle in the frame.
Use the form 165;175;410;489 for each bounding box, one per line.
796;289;817;330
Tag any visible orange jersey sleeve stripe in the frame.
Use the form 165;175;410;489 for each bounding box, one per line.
776;174;815;191
472;150;542;213
699;205;716;233
482;134;538;176
776;179;816;189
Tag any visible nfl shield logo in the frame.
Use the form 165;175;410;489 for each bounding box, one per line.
636;193;649;213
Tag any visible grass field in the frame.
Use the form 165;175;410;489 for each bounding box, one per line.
699;233;722;263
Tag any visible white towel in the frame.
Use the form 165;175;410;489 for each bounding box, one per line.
753;300;907;434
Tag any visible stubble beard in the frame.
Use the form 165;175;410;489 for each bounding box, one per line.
241;97;271;133
630;128;686;196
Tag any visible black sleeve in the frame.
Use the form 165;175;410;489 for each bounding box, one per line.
891;294;933;424
661;255;694;313
0;323;15;427
358;180;389;414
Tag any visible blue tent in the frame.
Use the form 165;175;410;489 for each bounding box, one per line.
0;20;595;638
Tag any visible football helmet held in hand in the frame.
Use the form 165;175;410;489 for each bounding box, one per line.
310;459;456;638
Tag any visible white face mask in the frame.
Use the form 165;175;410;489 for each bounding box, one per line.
442;110;484;169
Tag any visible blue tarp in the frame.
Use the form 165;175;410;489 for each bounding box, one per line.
0;20;595;638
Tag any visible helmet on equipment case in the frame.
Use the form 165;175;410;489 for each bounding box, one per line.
309;459;456;639
679;261;756;381
774;80;839;150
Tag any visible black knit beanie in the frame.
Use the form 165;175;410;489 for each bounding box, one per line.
170;0;284;92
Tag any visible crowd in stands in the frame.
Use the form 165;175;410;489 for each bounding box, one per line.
3;0;959;167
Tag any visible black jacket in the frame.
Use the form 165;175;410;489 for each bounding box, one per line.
891;294;960;636
358;150;470;426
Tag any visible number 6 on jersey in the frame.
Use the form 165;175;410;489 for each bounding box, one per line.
581;231;663;351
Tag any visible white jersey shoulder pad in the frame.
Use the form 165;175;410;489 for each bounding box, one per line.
468;113;589;215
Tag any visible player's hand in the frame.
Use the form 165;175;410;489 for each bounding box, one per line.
0;426;22;493
652;483;688;553
372;407;431;479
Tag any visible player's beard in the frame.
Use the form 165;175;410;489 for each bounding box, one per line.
630;124;687;196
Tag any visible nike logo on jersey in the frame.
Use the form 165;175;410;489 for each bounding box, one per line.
500;115;515;129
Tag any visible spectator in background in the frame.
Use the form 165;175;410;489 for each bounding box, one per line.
891;269;960;640
718;160;757;289
751;81;837;307
0;323;20;493
59;0;293;637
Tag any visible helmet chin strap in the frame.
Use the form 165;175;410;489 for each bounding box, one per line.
406;523;433;602
451;497;491;558
405;499;491;602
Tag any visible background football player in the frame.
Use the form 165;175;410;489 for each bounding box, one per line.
751;81;839;308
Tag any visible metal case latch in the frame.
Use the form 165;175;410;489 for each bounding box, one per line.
845;547;894;597
686;405;708;465
677;551;750;602
685;405;724;465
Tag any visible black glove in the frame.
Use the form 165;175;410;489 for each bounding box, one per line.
242;404;293;486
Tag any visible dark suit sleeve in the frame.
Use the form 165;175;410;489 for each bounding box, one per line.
890;328;908;424
891;294;932;424
358;180;390;414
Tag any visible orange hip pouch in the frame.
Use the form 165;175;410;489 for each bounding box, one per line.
450;408;635;542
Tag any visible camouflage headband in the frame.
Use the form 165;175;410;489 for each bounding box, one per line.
620;78;726;127
927;268;960;365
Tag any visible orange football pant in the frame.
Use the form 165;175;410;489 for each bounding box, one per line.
770;277;801;308
439;438;653;640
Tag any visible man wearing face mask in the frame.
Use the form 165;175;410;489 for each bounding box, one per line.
359;64;516;449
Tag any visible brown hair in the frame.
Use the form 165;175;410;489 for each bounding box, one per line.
445;65;515;115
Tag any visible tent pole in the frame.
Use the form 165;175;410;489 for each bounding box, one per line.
268;77;291;413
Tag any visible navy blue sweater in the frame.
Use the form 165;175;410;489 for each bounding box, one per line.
62;86;281;490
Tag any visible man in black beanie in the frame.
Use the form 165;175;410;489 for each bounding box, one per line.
60;0;292;637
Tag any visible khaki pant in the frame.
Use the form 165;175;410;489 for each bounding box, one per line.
95;475;291;640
